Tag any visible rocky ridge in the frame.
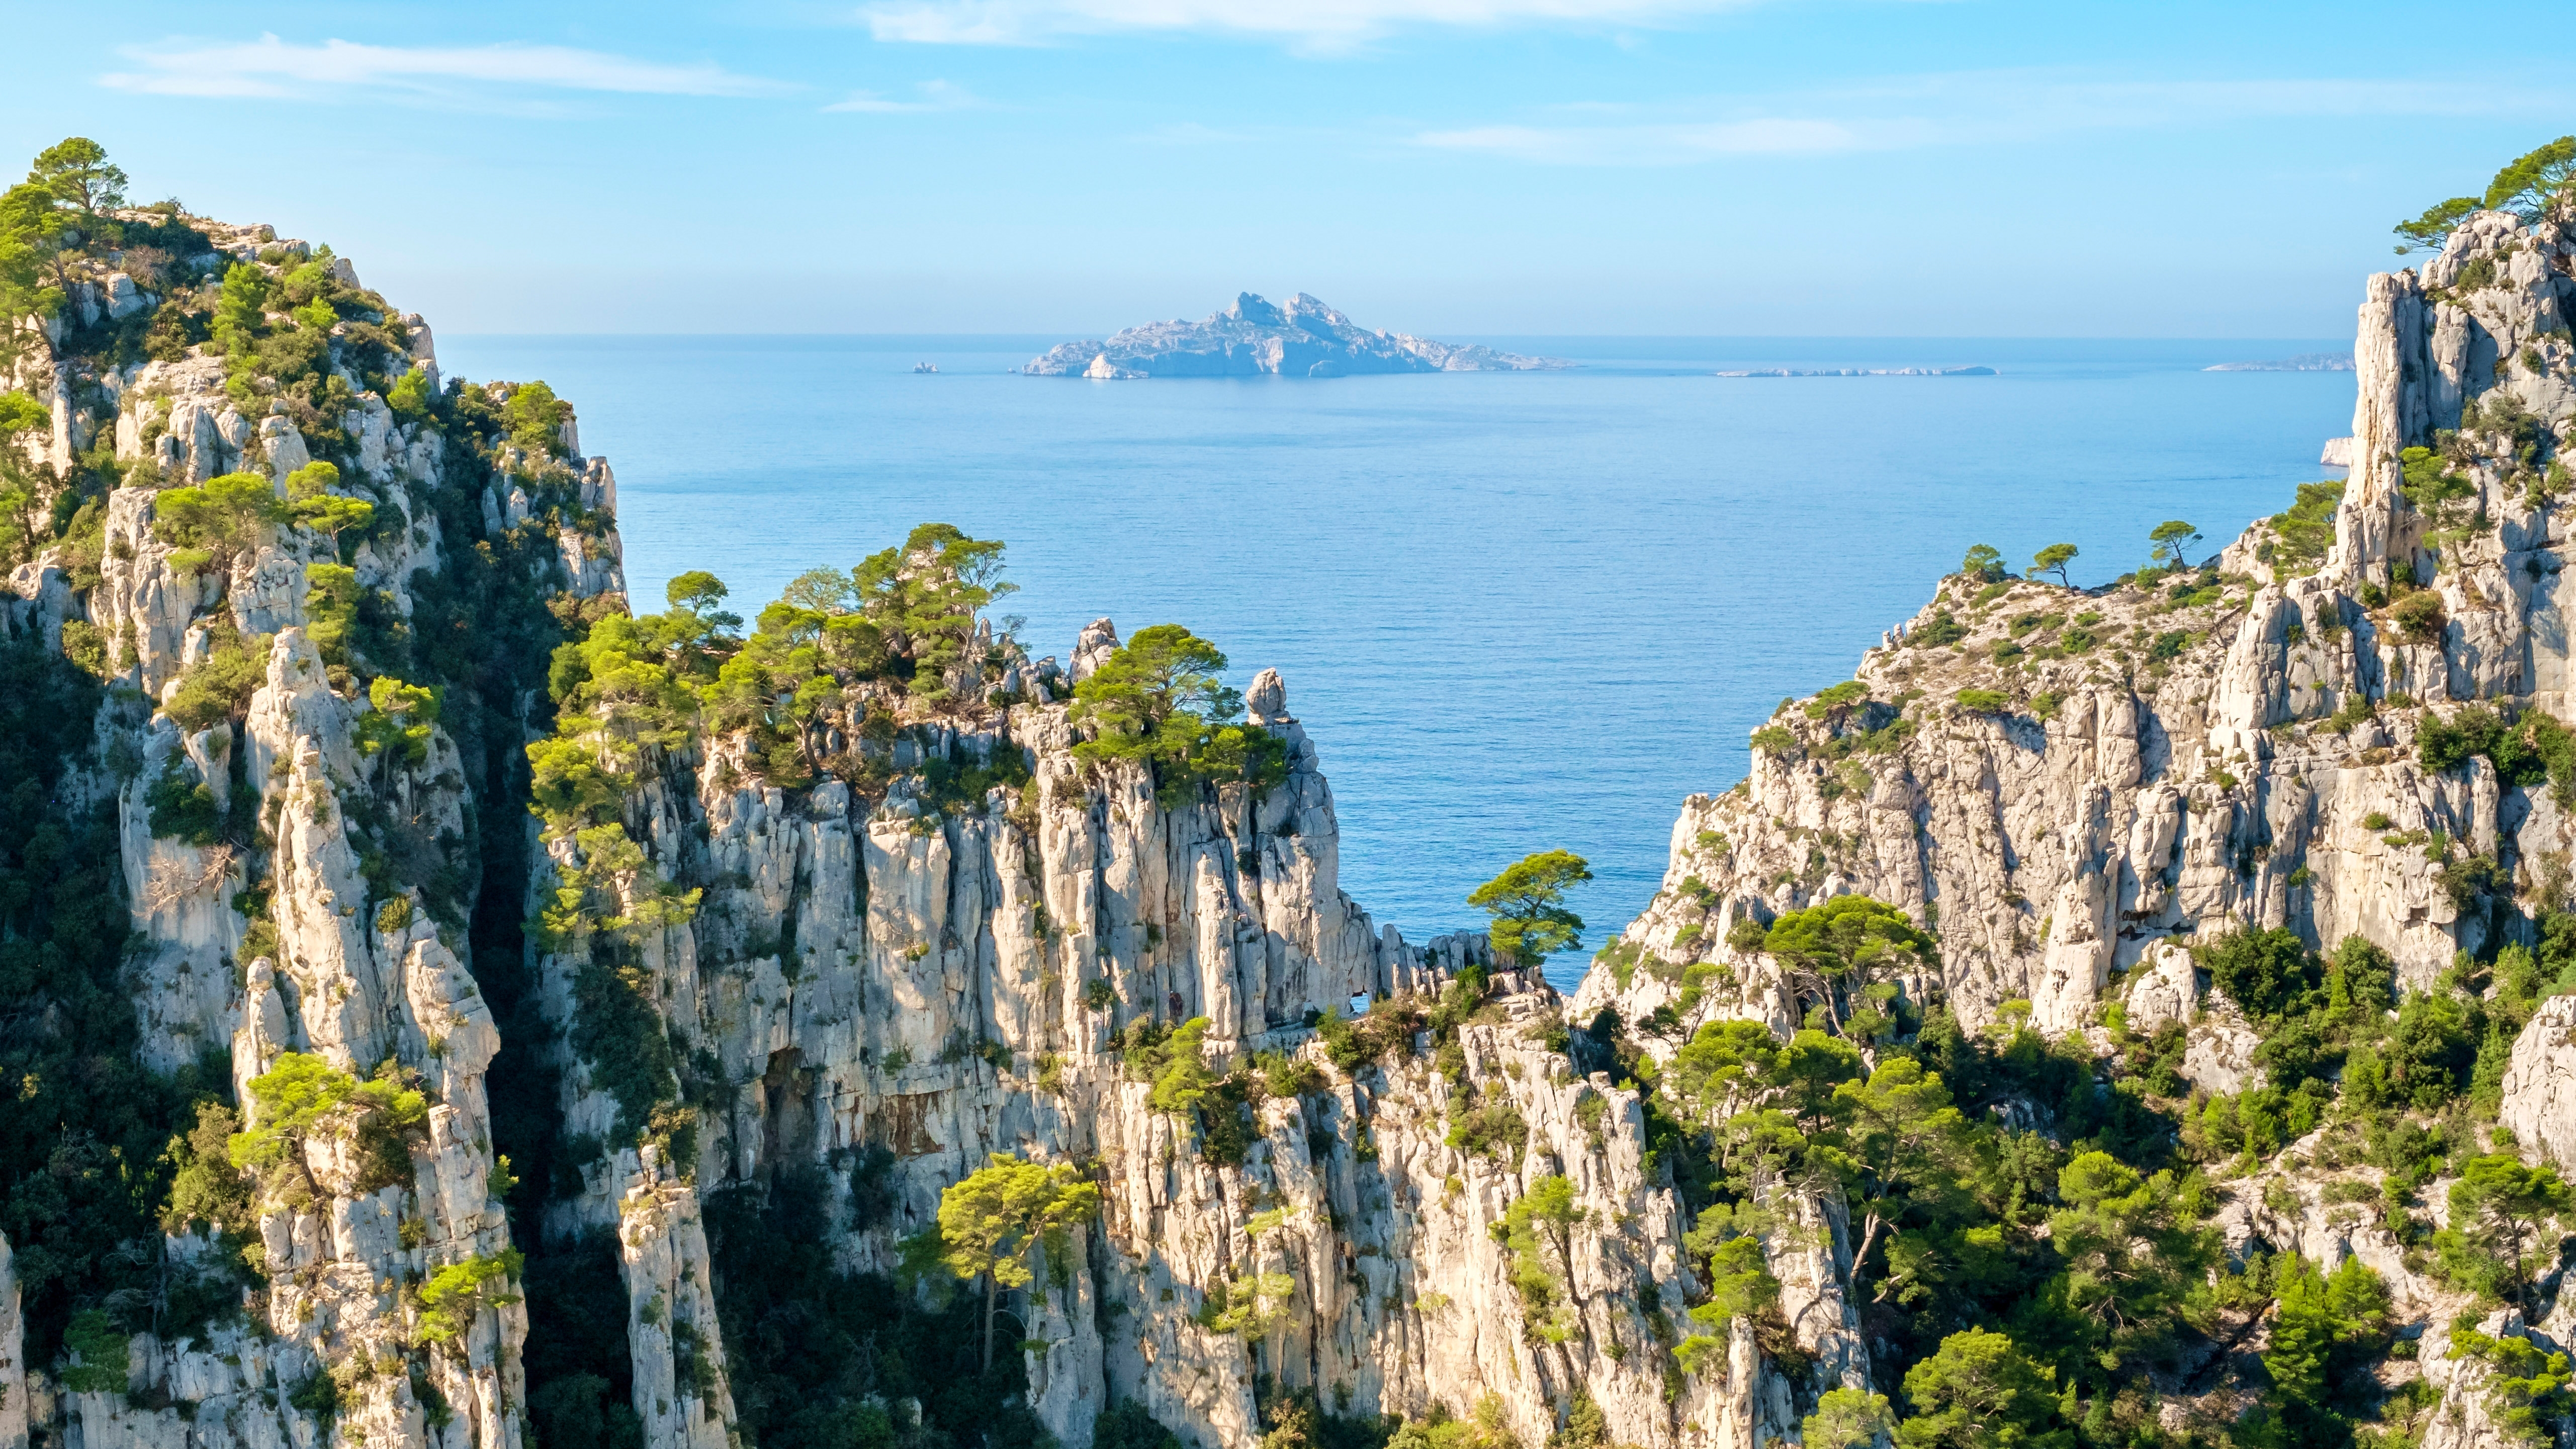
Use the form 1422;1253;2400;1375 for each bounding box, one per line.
1571;204;2576;1441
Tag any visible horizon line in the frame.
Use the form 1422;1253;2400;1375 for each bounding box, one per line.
440;330;2357;342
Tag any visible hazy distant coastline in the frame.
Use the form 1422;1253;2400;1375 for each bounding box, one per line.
2203;351;2355;372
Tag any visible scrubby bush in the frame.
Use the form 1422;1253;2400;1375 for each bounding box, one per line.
2391;590;2448;643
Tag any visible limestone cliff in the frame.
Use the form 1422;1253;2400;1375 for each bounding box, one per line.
20;177;2576;1449
0;203;1823;1449
1570;204;2576;1441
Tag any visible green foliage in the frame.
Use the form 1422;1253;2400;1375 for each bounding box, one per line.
2147;520;2200;570
228;1052;428;1198
1466;849;1593;968
1500;1176;1581;1339
2396;195;2481;253
1895;1328;2071;1449
1955;688;2009;714
1760;894;1932;1042
1144;1017;1217;1116
1096;1401;1185;1449
358;676;439;767
164;628;271;732
1804;1389;1895;1449
29;137;127;213
854;523;1015;699
304;562;362;666
59;1309;131;1393
1960;544;2005;582
923;1153;1102;1369
145;752;225;846
2029;542;2077;587
503;381;572;456
2391;590;2447;644
2403;136;2576;250
2437;1153;2573;1312
2253;1254;2391;1446
2448;1320;2575;1446
2266;481;2345;571
285;461;373;549
1070;623;1286;806
160;1101;255;1236
416;1251;526;1345
2481;136;2576;221
2418;704;2576;805
1749;724;1797;755
1316;996;1425;1073
0;616;235;1376
156;470;284;560
2200;927;2318;1020
695;1156;1058;1449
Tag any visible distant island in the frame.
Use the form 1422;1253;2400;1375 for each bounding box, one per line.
1714;365;1995;378
1023;291;1569;378
2202;351;2354;372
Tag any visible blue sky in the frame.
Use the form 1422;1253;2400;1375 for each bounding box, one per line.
6;0;2570;335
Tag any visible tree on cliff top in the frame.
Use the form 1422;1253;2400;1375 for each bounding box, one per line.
1070;623;1285;807
853;522;1013;699
30;138;126;215
2396;135;2576;253
1469;850;1593;969
2148;519;2201;572
2030;542;2076;588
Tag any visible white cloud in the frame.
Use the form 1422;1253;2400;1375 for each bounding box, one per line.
101;35;789;102
824;79;985;112
1414;72;2576;165
861;0;1770;46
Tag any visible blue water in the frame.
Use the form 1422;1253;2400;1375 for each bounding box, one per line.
437;334;2358;990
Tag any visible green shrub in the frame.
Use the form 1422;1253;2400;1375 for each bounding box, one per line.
2391;590;2447;643
1749;725;1797;755
59;1310;130;1393
417;1251;526;1345
1956;688;2010;713
2267;481;2346;570
1070;625;1287;807
164;630;271;731
145;753;224;845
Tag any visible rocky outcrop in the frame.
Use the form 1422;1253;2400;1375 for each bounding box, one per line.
1576;208;2576;1048
0;212;640;1449
1024;294;1566;378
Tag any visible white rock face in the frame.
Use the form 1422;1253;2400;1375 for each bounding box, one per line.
1573;210;2576;1052
0;1231;25;1449
2502;993;2576;1170
2118;940;2197;1034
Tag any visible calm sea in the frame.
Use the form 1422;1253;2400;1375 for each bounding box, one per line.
437;334;2358;990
